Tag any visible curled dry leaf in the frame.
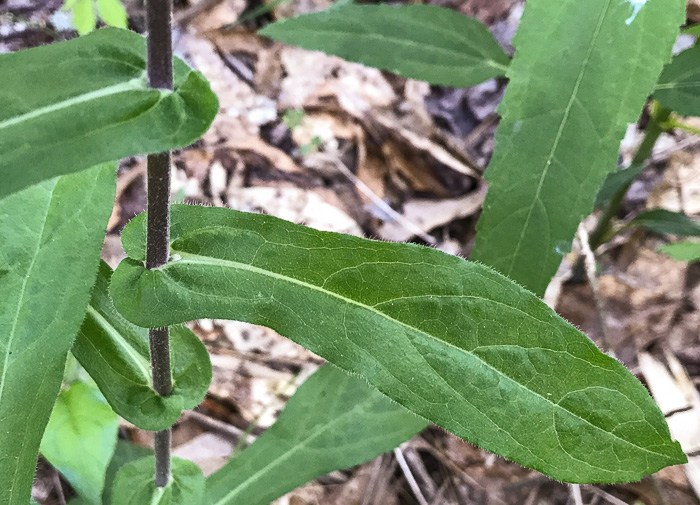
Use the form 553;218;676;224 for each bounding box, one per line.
377;185;487;242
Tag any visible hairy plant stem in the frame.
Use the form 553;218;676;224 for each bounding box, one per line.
146;0;174;488
588;104;672;250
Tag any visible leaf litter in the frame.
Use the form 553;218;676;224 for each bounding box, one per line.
7;0;700;502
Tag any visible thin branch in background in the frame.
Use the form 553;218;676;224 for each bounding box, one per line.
395;445;431;505
184;410;249;442
52;467;66;505
427;481;449;505
577;224;612;353
361;454;388;505
586;486;631;505
306;153;437;245
570;484;584;505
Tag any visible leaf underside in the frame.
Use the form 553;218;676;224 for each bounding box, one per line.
471;0;686;296
0;164;116;505
40;382;119;505
654;45;700;117
0;27;218;199
259;4;509;87
111;205;685;484
207;364;427;505
73;261;212;431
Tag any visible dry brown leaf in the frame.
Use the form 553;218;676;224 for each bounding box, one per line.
377;185;486;242
647;149;700;215
172;433;233;476
638;352;700;500
689;0;700;23
278;46;397;114
226;136;301;173
226;185;362;236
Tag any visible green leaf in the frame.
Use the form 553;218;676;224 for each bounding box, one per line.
112;457;204;505
654;45;700;117
73;261;212;431
69;440;153;505
629;209;700;236
97;0;128;29
659;241;700;262
0;27;218;199
207;365;426;505
259;4;509;87
40;382;119;505
103;441;153;505
471;0;685;296
594;163;646;207
0;164;116;505
681;24;700;36
70;0;97;35
110;205;686;483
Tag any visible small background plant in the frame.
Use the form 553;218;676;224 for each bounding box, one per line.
2;0;700;504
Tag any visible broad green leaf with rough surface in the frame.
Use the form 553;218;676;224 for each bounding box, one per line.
0;164;115;505
68;441;152;505
259;4;509;87
40;382;119;505
112;457;204;505
111;205;685;483
629;209;700;236
0;27;218;199
659;241;700;262
654;46;700;116
207;365;427;505
471;0;685;296
102;442;152;505
73;261;212;431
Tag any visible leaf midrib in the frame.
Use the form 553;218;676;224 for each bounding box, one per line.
211;393;371;505
268;27;507;71
169;252;668;460
0;186;54;404
0;78;152;132
503;0;611;280
0;183;54;505
85;305;151;385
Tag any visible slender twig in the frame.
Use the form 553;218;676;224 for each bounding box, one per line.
305;153;437;244
394;445;430;505
570;484;584;505
52;467;66;505
577;224;612;352
146;0;174;488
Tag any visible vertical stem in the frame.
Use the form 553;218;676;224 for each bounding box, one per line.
588;104;672;250
146;0;174;488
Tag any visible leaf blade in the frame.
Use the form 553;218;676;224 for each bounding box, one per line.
0;164;116;505
654;45;700;116
0;27;218;199
112;457;204;505
471;0;685;295
659;241;700;262
40;382;119;505
259;4;509;87
111;205;685;483
73;261;212;431
629;209;700;236
207;365;426;505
